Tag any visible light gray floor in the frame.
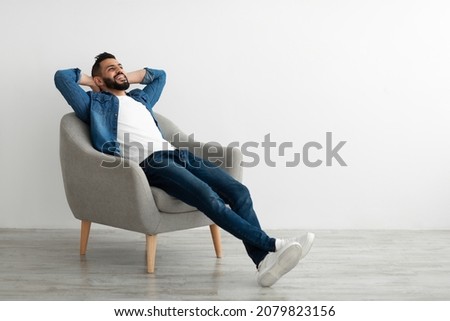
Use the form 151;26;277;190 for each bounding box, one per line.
1;228;449;300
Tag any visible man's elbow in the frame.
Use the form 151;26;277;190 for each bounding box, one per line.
54;69;79;87
159;70;166;85
54;70;63;86
54;69;71;88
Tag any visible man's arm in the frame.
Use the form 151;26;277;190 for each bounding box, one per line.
79;73;100;92
126;69;147;84
138;68;167;108
54;69;93;124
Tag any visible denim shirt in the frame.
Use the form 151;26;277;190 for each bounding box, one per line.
54;67;166;156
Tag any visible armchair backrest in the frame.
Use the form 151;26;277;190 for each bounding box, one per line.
59;113;160;233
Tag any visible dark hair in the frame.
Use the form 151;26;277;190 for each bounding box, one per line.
91;52;116;77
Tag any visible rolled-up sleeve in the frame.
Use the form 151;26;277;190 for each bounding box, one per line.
140;67;166;108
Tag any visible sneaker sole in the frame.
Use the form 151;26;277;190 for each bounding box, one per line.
300;233;315;260
257;243;302;287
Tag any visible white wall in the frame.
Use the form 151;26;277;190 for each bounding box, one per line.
1;0;450;229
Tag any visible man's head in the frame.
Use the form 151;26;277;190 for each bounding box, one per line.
91;52;130;92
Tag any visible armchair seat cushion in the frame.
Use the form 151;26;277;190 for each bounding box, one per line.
151;187;198;213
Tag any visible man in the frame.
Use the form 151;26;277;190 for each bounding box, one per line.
54;52;315;287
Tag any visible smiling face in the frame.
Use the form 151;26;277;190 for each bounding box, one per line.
94;58;130;91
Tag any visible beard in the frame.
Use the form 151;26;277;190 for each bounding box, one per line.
103;74;130;90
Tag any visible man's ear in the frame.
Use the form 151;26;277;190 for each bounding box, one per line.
93;76;104;87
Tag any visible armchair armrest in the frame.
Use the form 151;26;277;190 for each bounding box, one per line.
154;112;243;182
190;141;243;182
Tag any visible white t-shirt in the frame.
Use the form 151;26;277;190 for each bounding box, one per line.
116;95;174;164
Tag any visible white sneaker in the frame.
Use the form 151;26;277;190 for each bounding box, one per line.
295;232;315;259
256;242;302;287
277;232;315;260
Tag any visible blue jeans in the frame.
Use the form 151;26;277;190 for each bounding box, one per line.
140;149;276;267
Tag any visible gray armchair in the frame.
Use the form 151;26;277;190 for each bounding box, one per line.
59;112;243;273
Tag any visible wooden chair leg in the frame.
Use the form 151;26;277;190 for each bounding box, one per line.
209;224;222;258
146;235;157;273
80;220;91;255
